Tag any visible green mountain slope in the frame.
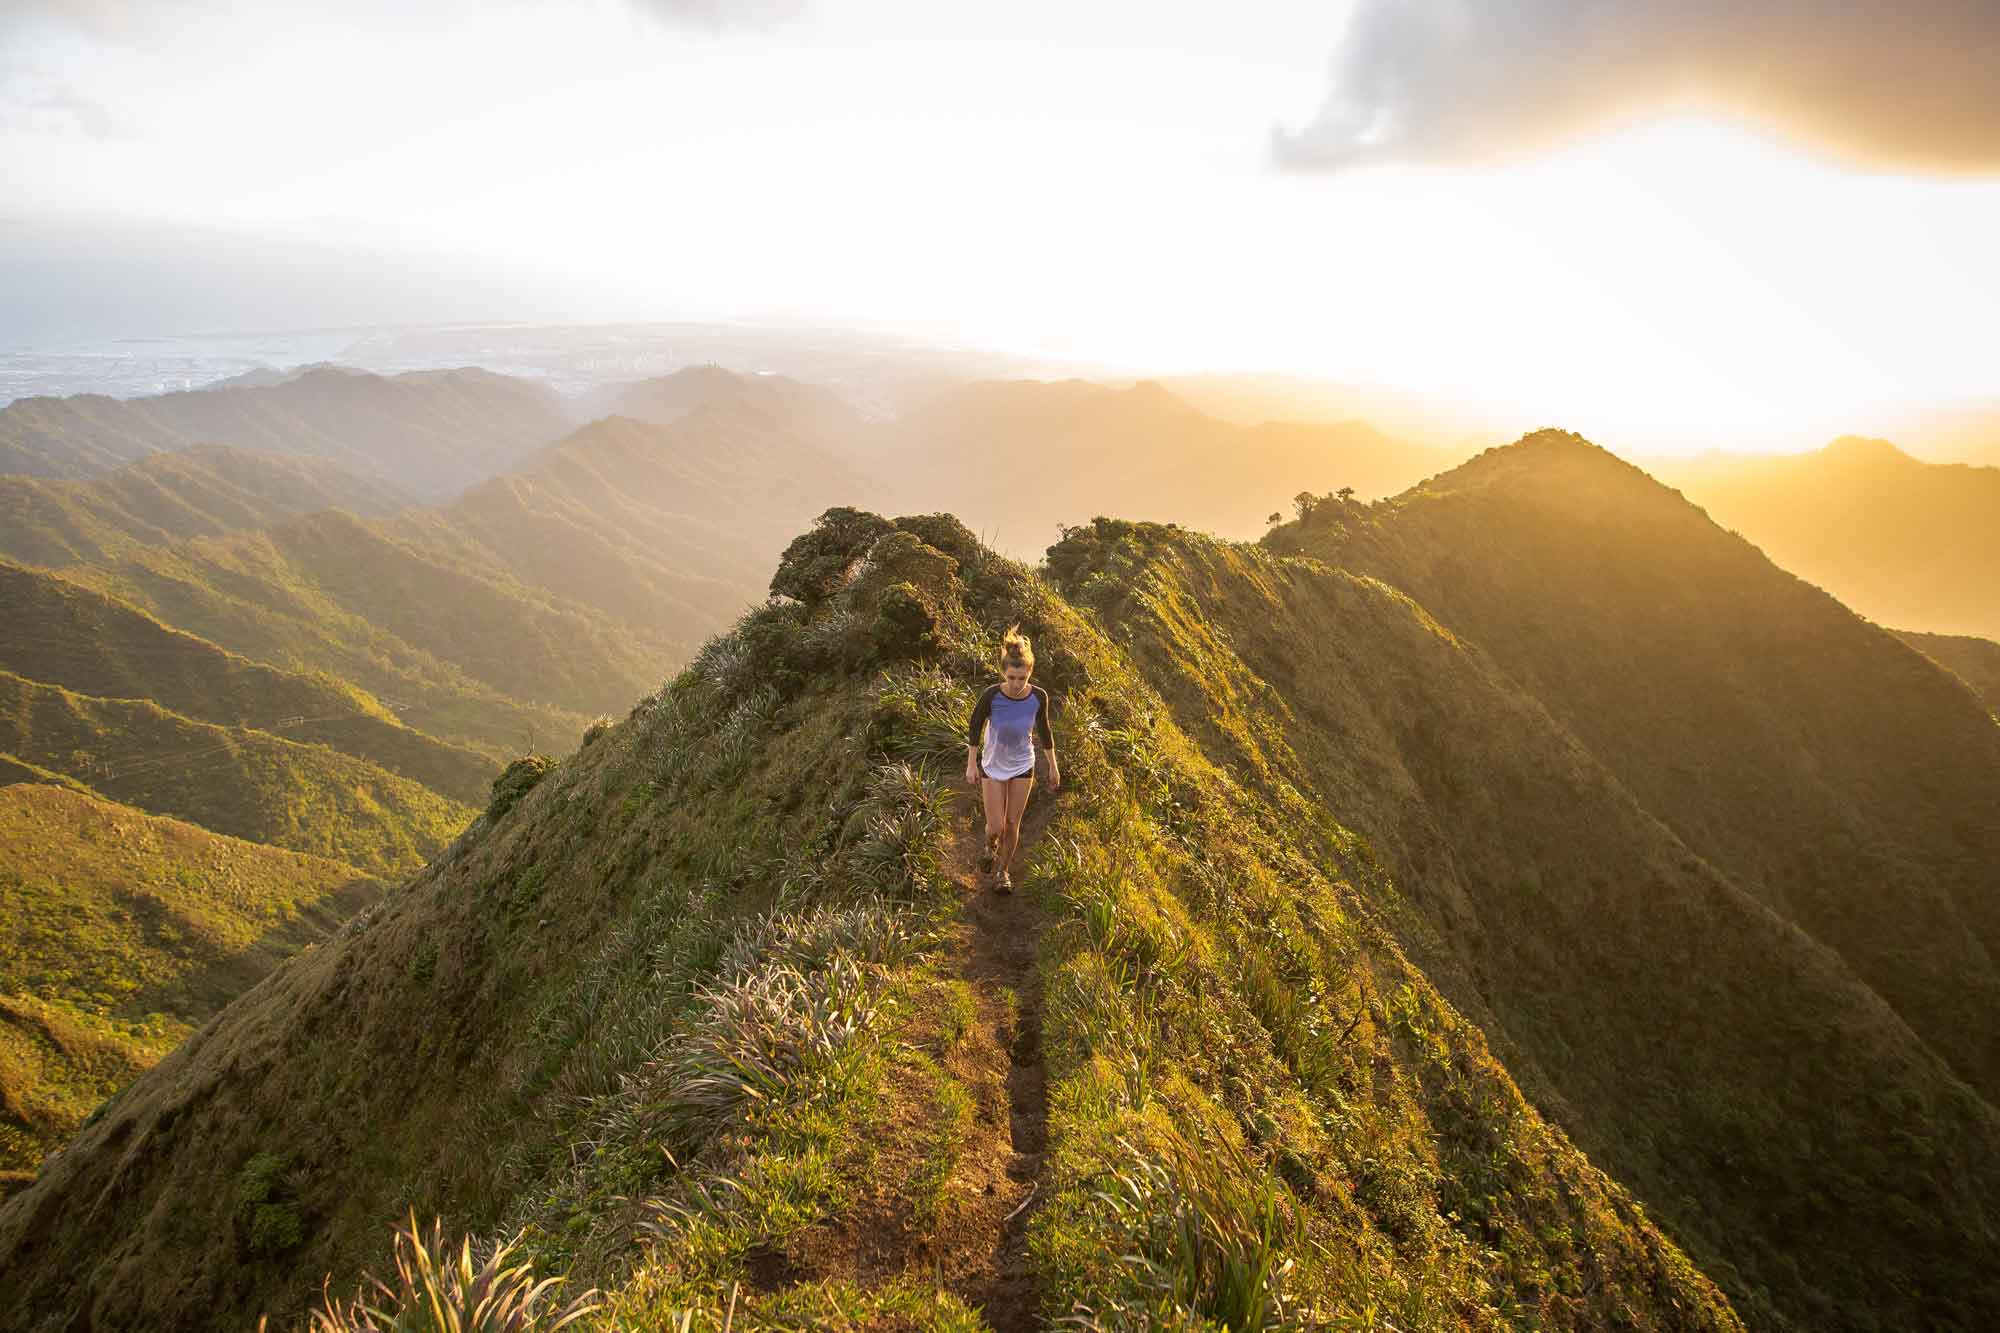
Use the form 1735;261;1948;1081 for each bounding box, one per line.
1055;511;2000;1327
58;511;665;752
0;670;474;877
0;784;382;1177
0;444;411;568
1658;436;2000;639
0;366;570;498
1896;628;2000;717
33;391;873;754
418;403;859;633
0;511;1747;1332
0;560;494;802
1269;431;2000;1111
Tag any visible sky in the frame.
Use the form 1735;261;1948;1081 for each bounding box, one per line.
2;0;1997;455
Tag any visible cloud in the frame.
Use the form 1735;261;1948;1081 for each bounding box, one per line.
0;57;136;137
1275;0;2000;175
623;0;805;30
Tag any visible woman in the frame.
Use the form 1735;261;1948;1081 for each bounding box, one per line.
964;625;1059;893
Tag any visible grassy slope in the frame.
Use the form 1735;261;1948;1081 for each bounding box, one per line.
1049;514;2000;1328
0;560;494;802
57;515;649;754
0;513;1737;1332
0;669;474;878
0;444;412;569
0;785;382;1175
1270;431;2000;1111
1658;436;2000;640
1896;629;2000;717
0;367;571;499
413;403;854;634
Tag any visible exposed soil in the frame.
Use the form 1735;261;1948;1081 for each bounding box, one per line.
770;782;1059;1330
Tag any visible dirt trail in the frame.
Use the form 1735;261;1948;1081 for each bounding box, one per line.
767;783;1058;1330
942;789;1058;1331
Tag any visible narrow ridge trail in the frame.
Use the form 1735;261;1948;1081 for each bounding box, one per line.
942;789;1057;1332
760;783;1058;1330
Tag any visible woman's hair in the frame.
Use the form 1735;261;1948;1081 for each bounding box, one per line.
999;623;1035;670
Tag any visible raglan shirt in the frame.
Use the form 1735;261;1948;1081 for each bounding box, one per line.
966;683;1052;779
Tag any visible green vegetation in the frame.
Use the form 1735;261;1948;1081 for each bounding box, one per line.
0;444;411;568
0;668;474;876
59;511;675;744
5;436;1997;1329
0;784;381;1173
0;506;1761;1331
1075;481;2000;1326
0;559;495;801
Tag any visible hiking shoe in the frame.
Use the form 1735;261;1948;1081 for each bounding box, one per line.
996;869;1014;895
978;843;996;876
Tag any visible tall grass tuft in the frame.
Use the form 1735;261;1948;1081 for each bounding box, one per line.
282;1211;598;1332
1058;1130;1312;1331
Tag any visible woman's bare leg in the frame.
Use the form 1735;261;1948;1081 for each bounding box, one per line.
999;775;1034;876
981;775;1008;874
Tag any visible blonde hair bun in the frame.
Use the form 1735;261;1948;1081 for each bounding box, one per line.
1000;623;1035;668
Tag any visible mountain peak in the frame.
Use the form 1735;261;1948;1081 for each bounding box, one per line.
1822;434;1914;464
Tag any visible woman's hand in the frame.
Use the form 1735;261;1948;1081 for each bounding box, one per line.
1047;759;1061;792
965;755;980;788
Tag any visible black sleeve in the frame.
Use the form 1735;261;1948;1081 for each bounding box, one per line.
967;685;997;748
1033;685;1054;748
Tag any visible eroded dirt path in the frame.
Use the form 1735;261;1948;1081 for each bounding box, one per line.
769;783;1058;1330
941;790;1057;1332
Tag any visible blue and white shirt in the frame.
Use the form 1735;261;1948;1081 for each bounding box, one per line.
967;683;1053;780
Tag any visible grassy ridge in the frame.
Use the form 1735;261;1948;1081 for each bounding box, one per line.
0;444;411;569
1896;628;2000;717
0;669;474;877
0;511;1739;1331
424;406;860;635
59;520;637;755
1273;431;2000;1106
0;559;495;801
0;784;381;1175
1052;511;2000;1327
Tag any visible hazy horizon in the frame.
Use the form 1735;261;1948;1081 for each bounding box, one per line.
4;1;1998;458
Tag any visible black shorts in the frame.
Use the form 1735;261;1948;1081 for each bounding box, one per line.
983;763;1034;783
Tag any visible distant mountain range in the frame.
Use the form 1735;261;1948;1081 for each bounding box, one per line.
1659;435;2000;640
0;444;412;567
867;377;1454;551
0;366;570;498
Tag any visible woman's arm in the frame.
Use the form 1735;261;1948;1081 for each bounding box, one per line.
965;686;995;786
1036;686;1060;789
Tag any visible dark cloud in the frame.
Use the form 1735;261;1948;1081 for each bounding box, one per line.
1275;0;2000;174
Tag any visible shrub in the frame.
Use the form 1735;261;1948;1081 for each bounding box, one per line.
770;507;896;605
487;755;555;821
236;1152;306;1259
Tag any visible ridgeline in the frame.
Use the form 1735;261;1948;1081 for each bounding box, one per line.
1;431;1996;1330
